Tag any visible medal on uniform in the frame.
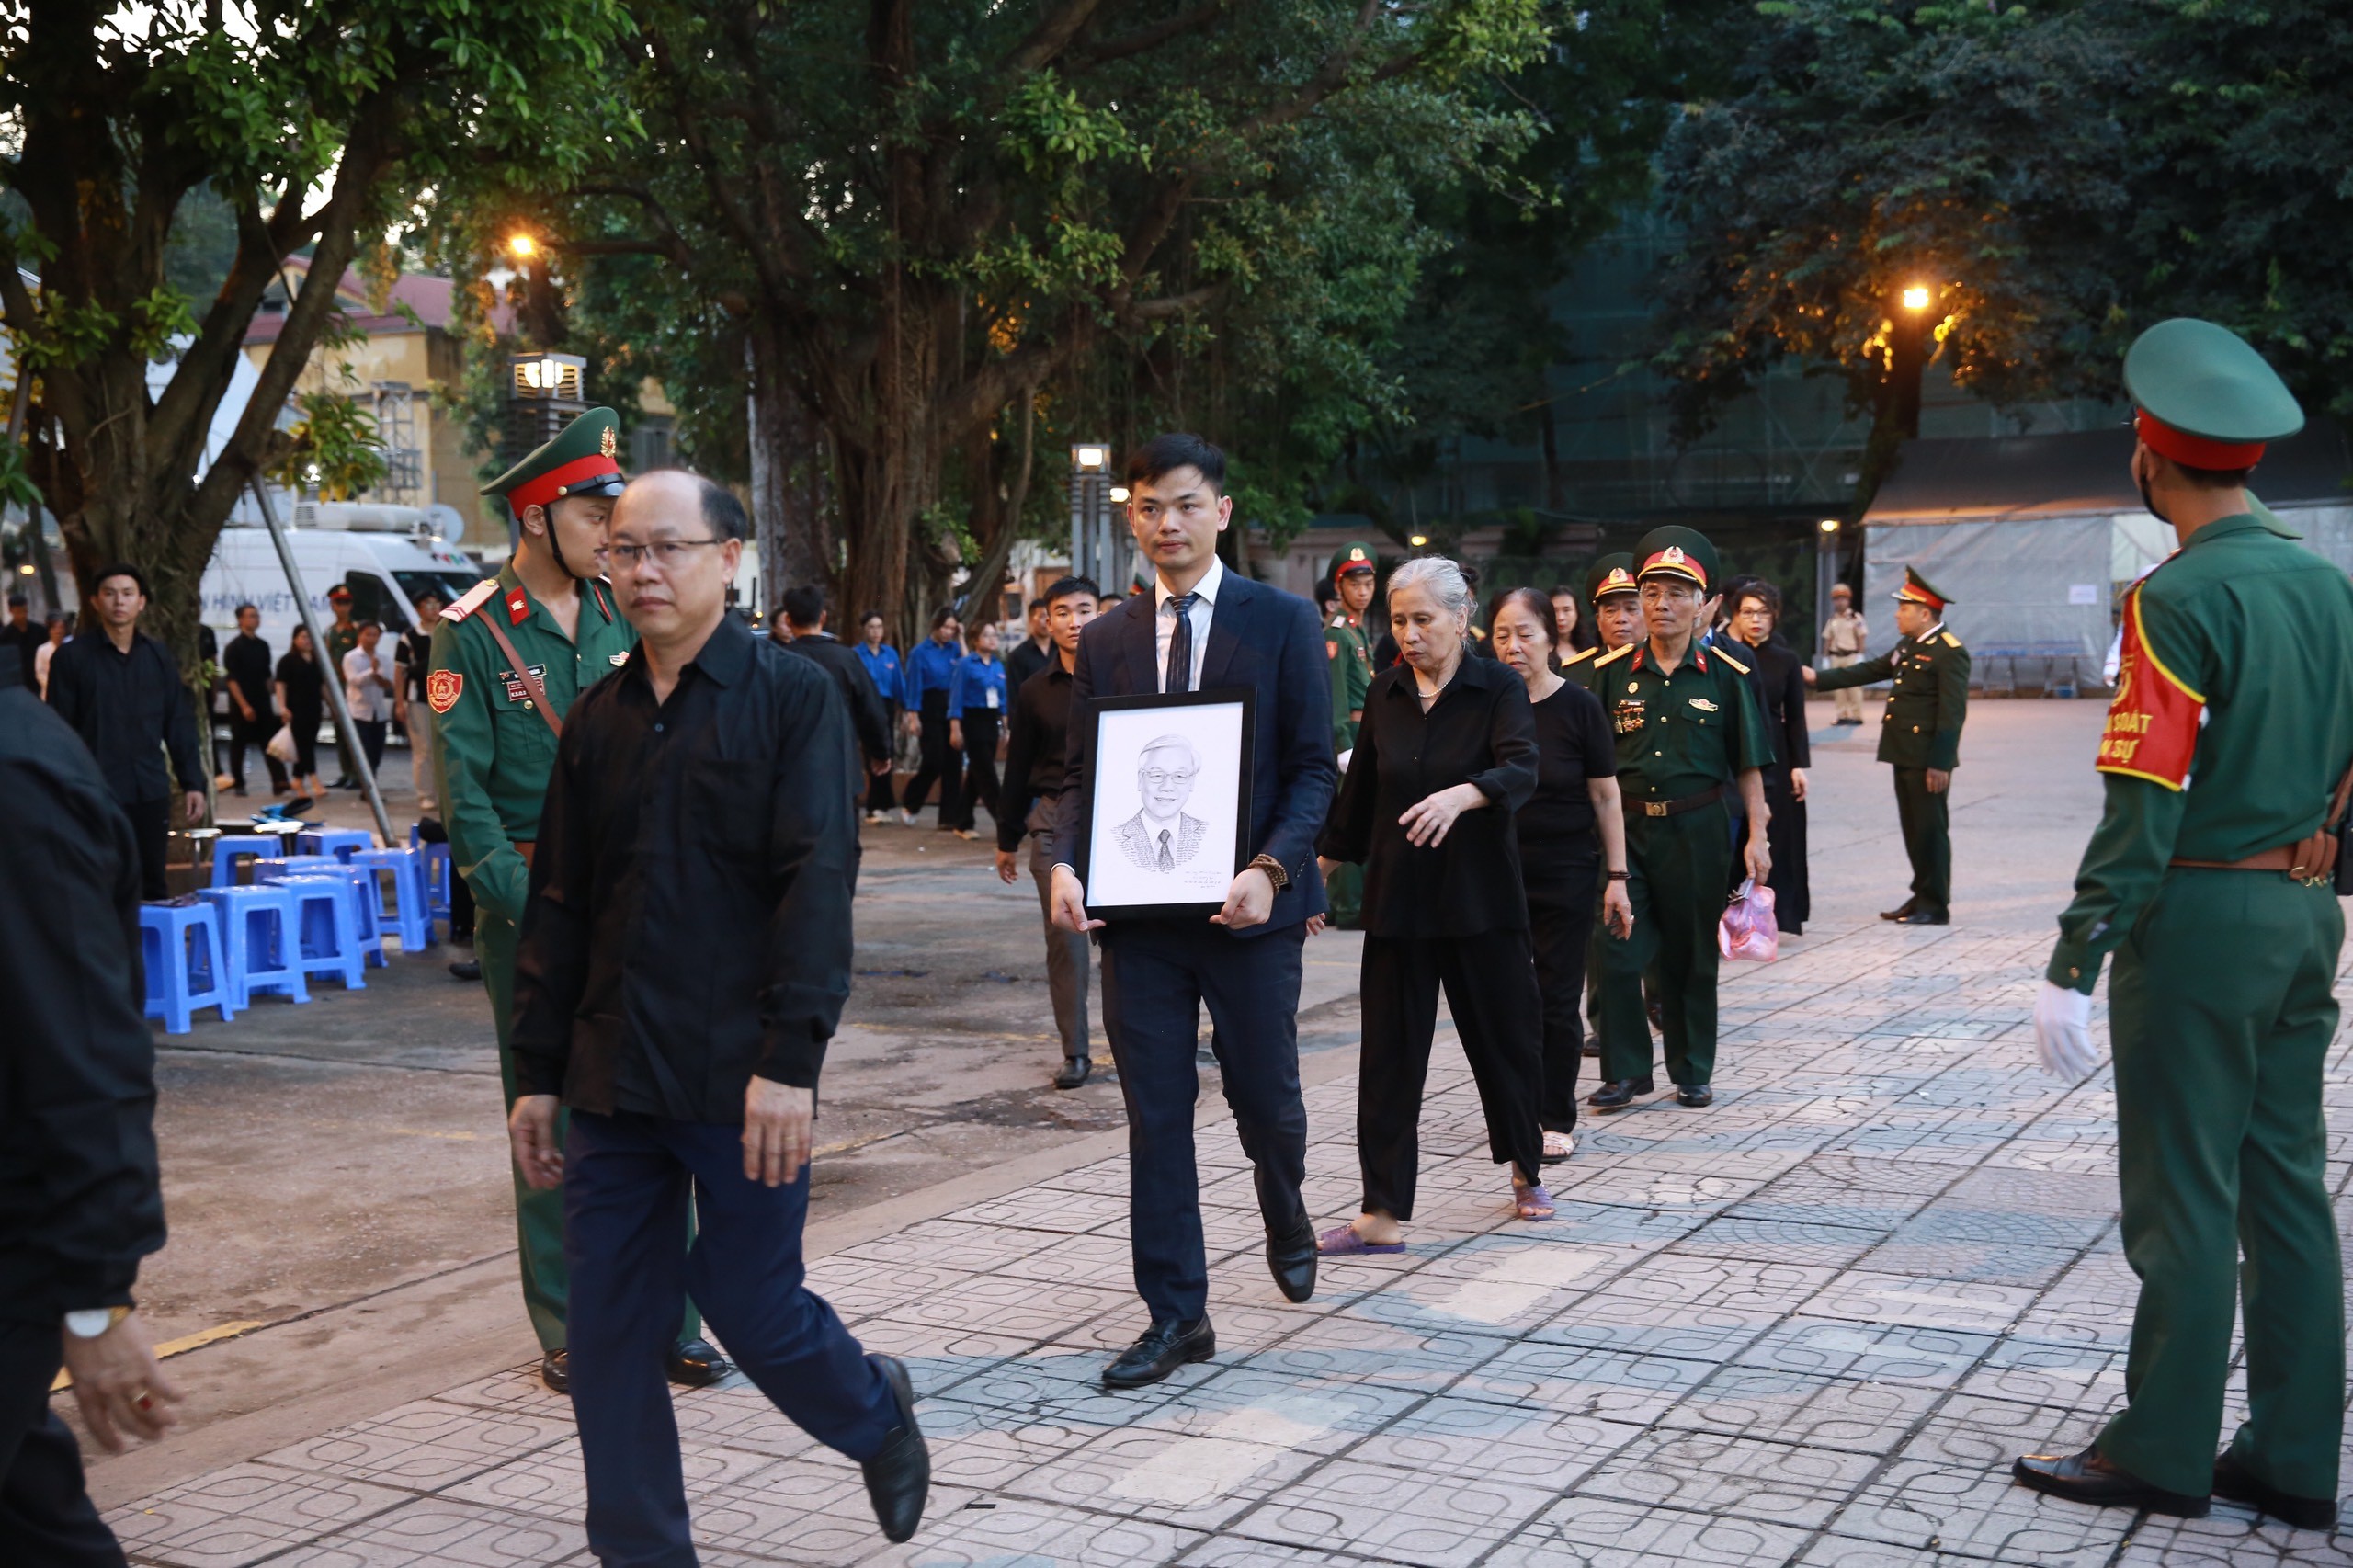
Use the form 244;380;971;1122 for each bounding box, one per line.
1613;698;1646;735
498;665;549;703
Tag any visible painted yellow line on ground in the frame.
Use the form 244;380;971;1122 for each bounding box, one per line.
51;1320;267;1393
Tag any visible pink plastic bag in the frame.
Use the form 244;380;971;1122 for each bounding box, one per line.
1719;878;1779;962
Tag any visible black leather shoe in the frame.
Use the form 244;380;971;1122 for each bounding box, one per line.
1677;1084;1714;1108
2012;1446;2208;1517
861;1355;929;1543
1102;1317;1214;1389
1893;906;1950;926
1586;1076;1654;1112
666;1338;733;1388
1880;897;1919;921
449;958;483;981
1267;1221;1316;1304
540;1349;569;1393
1052;1055;1090;1090
1582;1032;1599;1058
2212;1449;2339;1530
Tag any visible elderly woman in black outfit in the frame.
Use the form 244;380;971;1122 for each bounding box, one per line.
1488;589;1633;1162
1728;581;1811;933
1316;557;1552;1253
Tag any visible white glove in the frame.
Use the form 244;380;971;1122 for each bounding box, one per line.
2032;981;2101;1081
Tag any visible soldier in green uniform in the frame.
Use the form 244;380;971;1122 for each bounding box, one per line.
1805;568;1970;923
1588;528;1773;1112
1323;541;1378;928
1561;554;1640;692
428;407;727;1395
2012;320;2353;1528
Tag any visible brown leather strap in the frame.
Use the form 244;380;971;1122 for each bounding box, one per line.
477;612;563;740
512;839;534;869
1637;784;1725;820
2171;848;2296;872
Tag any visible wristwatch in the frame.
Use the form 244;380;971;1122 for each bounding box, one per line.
1247;854;1290;891
64;1306;131;1339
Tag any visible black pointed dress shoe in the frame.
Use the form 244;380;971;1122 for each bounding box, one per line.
540;1349;569;1393
666;1338;733;1388
1880;897;1919;921
1267;1220;1317;1304
1586;1076;1654;1112
2012;1446;2209;1517
1893;906;1950;926
449;957;483;982
1102;1317;1214;1389
2212;1449;2339;1530
1676;1084;1714;1108
861;1355;930;1543
1052;1054;1090;1090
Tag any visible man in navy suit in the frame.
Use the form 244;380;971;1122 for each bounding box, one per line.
1051;433;1338;1389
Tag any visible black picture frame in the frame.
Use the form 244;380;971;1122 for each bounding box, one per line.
1074;687;1257;922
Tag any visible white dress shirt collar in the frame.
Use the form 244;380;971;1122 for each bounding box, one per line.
1155;552;1225;613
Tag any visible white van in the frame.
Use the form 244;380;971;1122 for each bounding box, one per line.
201;502;488;654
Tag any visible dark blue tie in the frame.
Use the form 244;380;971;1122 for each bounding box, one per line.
1165;593;1199;694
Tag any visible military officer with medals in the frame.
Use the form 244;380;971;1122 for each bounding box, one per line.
1804;567;1970;924
429;408;728;1394
1562;554;1641;692
1588;527;1773;1112
1323;541;1378;927
2012;320;2353;1529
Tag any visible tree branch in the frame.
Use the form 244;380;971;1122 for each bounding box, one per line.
1079;1;1232;65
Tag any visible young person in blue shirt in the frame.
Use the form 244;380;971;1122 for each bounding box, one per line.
946;621;1008;840
854;611;903;824
898;607;963;828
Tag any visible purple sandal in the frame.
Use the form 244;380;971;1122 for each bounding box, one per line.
1317;1223;1405;1256
1512;1183;1556;1221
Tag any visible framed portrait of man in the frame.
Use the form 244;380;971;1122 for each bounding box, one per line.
1075;688;1256;920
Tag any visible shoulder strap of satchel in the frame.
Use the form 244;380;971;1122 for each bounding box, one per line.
476;613;564;741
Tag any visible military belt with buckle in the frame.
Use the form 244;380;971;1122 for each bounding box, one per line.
1640;784;1725;819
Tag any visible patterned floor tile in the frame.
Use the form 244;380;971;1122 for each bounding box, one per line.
1580;1427;1880;1529
1487;1495;1813;1566
254;1399;575;1491
109;1463;408;1568
264;1496;588;1566
1239;1457;1559;1568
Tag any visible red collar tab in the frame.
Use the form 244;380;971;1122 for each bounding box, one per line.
506;586;529;626
590;580;613;621
2135;408;2266;471
506;453;625;518
1694;645;1709;674
1630;645;1645;672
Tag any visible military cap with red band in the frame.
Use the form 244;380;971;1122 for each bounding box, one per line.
1631;525;1720;594
2125;317;2302;472
1585;551;1638;602
1892;564;1952;613
482;406;629;520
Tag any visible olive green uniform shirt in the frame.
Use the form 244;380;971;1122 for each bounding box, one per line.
2048;511;2353;993
1324;614;1373;752
1813;624;1970;770
1598;639;1775;803
427;566;637;926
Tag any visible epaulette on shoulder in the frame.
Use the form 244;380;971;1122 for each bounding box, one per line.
1941;631;1962;649
1713;646;1752;676
441;579;499;623
1561;646;1597;667
1594;642;1635;667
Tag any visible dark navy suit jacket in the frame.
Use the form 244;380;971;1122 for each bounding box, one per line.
1054;571;1336;935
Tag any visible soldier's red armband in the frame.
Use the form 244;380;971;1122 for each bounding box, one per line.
2096;586;2201;790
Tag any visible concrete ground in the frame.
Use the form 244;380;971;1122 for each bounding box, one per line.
77;699;2353;1564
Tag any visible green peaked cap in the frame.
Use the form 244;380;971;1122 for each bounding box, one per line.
483;406;628;517
1586;553;1638;601
2124;319;2302;453
1631;525;1719;593
1327;541;1378;579
1894;564;1952;609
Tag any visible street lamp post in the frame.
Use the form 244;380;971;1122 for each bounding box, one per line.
1814;517;1843;656
1069;443;1118;590
506;350;587;553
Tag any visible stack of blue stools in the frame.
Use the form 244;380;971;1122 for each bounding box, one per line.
139;901;234;1034
349;846;435;951
210;834;283;890
410;824;454;926
255;856;383;981
297;828;377;863
195;884;310;1007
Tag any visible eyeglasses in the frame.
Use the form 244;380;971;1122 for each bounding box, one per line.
608;538;722;569
1140;768;1197;787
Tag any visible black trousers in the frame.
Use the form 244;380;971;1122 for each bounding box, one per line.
0;1322;127;1567
1529;878;1598;1132
951;710;1000;831
354;718;387;773
900;694;961;823
125;795;170;902
864;701;903;812
226;711;288;792
1764;774;1809;931
1357;932;1545;1218
1893;766;1951;911
1097;922;1309;1323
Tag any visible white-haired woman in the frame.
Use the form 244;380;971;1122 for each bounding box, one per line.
1315;557;1552;1250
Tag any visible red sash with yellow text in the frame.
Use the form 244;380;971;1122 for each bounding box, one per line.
2097;584;2202;790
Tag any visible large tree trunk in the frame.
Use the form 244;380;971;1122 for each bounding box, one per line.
745;322;825;619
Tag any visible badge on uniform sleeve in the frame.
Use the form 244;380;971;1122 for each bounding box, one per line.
1326;641;1338;660
426;669;463;714
2097;584;2202;790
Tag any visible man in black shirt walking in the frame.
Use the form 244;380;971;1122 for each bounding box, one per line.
0;592;39;688
777;582;892;815
44;565;204;898
995;575;1099;1089
221;603;287;798
1004;595;1053;692
509;470;928;1560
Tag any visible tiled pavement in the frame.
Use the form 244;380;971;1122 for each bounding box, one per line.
107;917;2353;1566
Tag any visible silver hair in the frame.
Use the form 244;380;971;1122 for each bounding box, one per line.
1139;734;1199;770
1387;556;1473;622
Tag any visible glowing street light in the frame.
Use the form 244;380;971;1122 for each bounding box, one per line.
1072;445;1108;472
1818;517;1841;534
1408;533;1429;548
1108;485;1131;504
508;233;538;260
1901;284;1933;312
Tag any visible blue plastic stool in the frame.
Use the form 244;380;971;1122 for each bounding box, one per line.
408;824;455;926
254;854;345;881
210;834;282;888
139;902;234;1033
196;885;311;1007
297;828;378;862
350;846;434;951
276;874;369;991
256;859;384;970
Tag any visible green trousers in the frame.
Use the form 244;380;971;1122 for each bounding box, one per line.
479;912;702;1355
2099;869;2344;1500
1892;767;1950;911
1598;803;1731;1087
